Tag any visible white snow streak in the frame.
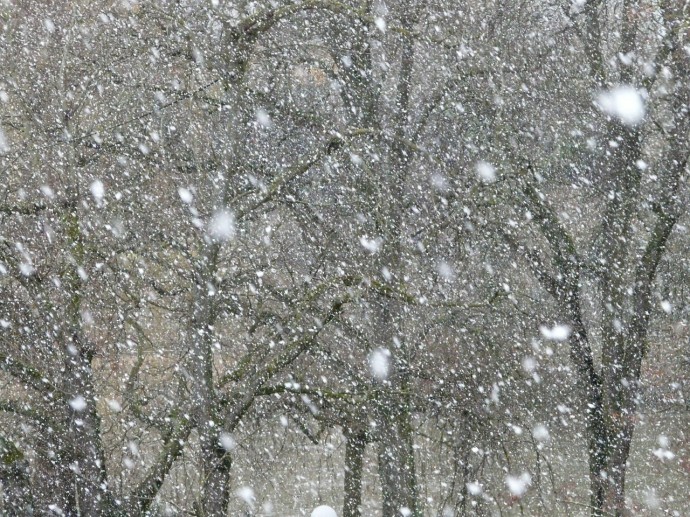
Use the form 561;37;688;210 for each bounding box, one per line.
539;324;571;341
90;180;105;203
107;399;122;412
0;127;9;154
178;187;194;204
360;236;382;253
466;481;483;495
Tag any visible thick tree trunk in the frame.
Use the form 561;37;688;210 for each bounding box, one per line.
197;440;233;516
377;421;417;517
376;372;418;517
343;429;366;517
187;255;233;517
588;411;635;517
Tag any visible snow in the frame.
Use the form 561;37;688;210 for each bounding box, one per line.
236;486;255;506
178;187;194;204
466;481;483;495
208;209;236;242
653;435;675;460
505;473;532;497
0;127;9;154
539;324;571;341
40;185;55;199
368;348;390;380
644;489;661;509
256;108;272;128
2;3;689;515
19;262;35;276
522;356;537;373
311;505;337;517
360;236;382;253
532;424;550;442
106;399;122;412
437;261;455;281
475;161;496;183
219;432;236;451
596;86;646;126
652;447;675;461
69;396;87;412
431;173;449;191
90;180;105;203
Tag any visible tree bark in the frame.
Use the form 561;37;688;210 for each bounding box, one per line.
377;393;418;517
0;442;32;516
343;429;367;517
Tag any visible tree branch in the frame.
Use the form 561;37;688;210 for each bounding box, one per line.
126;417;194;515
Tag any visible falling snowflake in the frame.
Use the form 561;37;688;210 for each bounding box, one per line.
506;473;532;497
360;236;382;253
236;486;255;507
311;506;337;517
476;161;496;183
369;348;390;380
208;209;236;242
596;86;645;126
539;324;571;341
107;399;122;412
178;187;194;204
532;424;550;442
466;481;483;495
256;108;272;128
69;396;87;412
90;180;105;204
0;128;9;154
219;432;236;451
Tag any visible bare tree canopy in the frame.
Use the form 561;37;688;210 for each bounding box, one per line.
1;1;689;516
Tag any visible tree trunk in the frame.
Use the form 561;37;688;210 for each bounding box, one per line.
0;448;32;515
59;205;111;515
197;440;233;516
587;407;635;517
343;429;366;517
62;338;111;516
187;254;233;517
376;371;418;517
